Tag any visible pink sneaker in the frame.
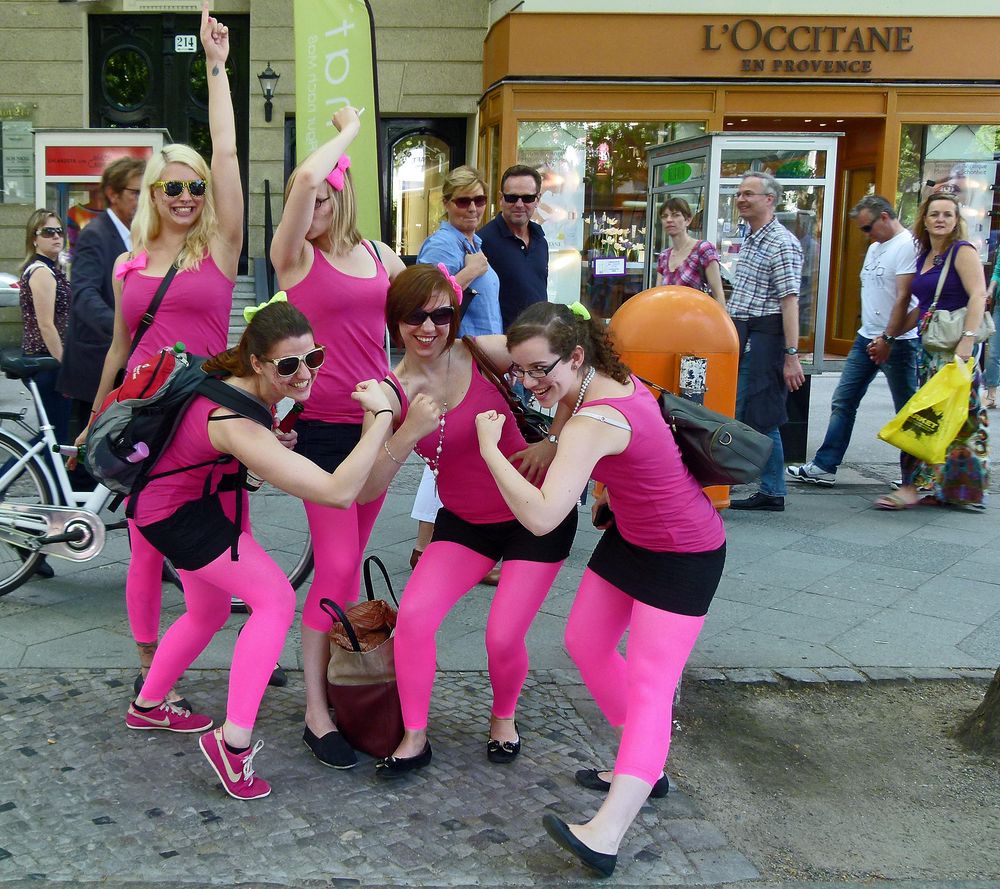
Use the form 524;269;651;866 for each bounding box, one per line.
199;728;271;800
125;701;213;733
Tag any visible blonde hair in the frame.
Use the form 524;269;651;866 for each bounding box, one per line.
913;192;968;255
442;165;487;203
283;163;362;257
21;209;60;273
131;144;216;272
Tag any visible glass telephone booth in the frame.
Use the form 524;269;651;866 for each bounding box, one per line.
645;133;839;373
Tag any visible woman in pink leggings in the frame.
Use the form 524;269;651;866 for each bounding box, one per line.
84;4;242;707
270;105;406;769
476;301;726;879
125;299;394;800
358;264;574;777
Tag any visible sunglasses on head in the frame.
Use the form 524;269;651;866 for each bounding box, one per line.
153;179;207;198
264;346;326;377
402;306;455;327
501;193;538;205
449;195;487;209
36;226;64;237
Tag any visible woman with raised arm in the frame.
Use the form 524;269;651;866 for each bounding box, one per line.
125;298;394;800
475;301;726;879
270;105;406;769
358;263;573;778
83;2;244;707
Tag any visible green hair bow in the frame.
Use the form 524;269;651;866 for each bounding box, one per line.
244;291;288;323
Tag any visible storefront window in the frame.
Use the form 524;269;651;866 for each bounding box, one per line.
896;124;1000;264
390;134;448;258
517;120;705;314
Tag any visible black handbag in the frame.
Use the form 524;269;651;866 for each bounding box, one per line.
638;376;773;486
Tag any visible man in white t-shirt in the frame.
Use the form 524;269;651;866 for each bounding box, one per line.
787;195;918;486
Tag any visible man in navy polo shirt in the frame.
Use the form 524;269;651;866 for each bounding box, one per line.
479;164;549;330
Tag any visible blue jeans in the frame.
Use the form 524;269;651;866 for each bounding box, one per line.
983;303;1000;389
813;334;918;474
735;360;787;497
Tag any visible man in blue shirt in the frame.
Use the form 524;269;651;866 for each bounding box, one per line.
479;165;549;331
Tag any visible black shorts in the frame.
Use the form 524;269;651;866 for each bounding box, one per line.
137;495;237;571
294;420;362;473
432;506;577;564
587;522;726;617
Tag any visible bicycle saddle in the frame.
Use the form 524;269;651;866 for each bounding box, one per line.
0;350;59;380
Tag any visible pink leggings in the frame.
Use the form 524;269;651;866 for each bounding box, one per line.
139;532;296;730
565;568;705;786
394;541;563;731
300;494;385;632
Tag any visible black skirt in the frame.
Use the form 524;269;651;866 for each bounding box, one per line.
294;420;362;473
433;506;578;564
137;495;238;571
587;522;725;616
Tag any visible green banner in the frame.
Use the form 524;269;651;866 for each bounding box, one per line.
294;0;381;239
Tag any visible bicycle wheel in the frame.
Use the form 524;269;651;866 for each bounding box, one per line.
0;433;55;597
248;482;314;589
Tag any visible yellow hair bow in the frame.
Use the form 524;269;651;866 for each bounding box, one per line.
568;301;591;321
244;291;287;323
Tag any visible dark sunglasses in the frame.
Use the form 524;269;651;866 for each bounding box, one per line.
508;356;562;380
449;195;487;209
860;223;874;233
36;226;64;237
402;306;455;327
153;179;207;198
501;193;538;205
265;346;326;377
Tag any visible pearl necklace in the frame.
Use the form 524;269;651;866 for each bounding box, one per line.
572;366;596;415
413;350;451;483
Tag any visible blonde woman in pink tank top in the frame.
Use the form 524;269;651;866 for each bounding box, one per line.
270;105;406;768
81;2;245;708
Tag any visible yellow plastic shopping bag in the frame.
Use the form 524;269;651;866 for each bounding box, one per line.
877;356;973;465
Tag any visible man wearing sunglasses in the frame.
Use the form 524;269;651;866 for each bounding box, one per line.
479;165;549;331
59;156;146;441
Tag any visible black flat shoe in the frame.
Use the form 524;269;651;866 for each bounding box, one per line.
487;720;521;764
33;557;54;579
132;672;191;712
268;663;288;688
542;814;616;879
375;741;432;779
303;725;358;769
574;767;669;798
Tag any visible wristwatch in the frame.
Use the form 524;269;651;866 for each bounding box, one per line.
784;347;799;355
546;433;559;444
961;330;976;338
881;334;896;344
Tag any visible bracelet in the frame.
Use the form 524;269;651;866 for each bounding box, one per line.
383;441;406;465
90;409;98;416
372;409;394;419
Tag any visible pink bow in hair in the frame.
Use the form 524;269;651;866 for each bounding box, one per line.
325;154;351;191
114;251;148;280
436;263;463;305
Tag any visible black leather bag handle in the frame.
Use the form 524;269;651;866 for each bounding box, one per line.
363;554;398;607
318;598;362;652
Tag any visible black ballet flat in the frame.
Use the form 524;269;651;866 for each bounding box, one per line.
487;720;521;764
574;767;670;798
542;814;616;879
132;672;191;712
374;741;432;779
303;725;358;769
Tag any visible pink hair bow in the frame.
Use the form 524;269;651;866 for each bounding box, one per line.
114;251;148;280
436;263;463;305
325;154;351;191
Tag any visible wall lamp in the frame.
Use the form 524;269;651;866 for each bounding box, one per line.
257;63;280;123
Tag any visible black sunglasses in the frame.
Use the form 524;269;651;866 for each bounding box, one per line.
501;193;539;204
402;306;455;327
36;226;64;237
508;356;562;380
153;179;207;198
265;346;326;377
450;195;487;209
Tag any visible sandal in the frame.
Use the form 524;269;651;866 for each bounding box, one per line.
875;490;918;511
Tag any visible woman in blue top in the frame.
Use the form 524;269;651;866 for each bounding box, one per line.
876;192;989;510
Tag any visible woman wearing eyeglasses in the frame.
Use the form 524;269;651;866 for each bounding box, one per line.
270;105;406;770
84;2;245;708
126;298;394;800
18;209;71;445
357;264;573;778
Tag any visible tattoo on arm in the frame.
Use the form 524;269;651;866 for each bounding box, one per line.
212;65;219;76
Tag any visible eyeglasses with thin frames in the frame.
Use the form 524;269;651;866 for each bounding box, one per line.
153;179;207;198
508;356;563;380
264;346;326;377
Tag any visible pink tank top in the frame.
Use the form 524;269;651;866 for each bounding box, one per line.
388;362;529;523
133;394;248;525
122;255;233;371
584;377;725;553
284;242;390;423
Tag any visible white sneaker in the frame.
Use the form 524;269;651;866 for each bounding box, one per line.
786;461;836;487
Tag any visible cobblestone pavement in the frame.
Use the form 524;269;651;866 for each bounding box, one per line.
0;669;758;888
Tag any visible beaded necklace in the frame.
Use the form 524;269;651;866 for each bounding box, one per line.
572;366;596;415
413;349;452;486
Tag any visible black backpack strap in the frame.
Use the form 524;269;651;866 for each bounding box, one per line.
127;263;179;359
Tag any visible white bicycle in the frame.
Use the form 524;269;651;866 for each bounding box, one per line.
0;353;313;597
